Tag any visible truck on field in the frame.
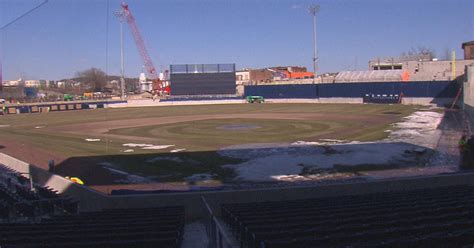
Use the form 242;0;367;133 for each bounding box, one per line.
246;95;265;103
63;94;74;101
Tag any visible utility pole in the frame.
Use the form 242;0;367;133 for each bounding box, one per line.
309;4;320;84
451;50;456;81
114;9;126;99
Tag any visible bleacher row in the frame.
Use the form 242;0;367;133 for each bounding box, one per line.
0;207;185;248
0;164;78;221
222;185;474;248
0;164;185;248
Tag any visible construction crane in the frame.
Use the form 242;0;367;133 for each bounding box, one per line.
118;1;170;96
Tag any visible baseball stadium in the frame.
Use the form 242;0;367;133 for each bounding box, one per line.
1;1;474;247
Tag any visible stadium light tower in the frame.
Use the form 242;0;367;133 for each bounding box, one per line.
114;9;126;99
308;4;320;84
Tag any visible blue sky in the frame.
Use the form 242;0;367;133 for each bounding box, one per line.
1;0;473;80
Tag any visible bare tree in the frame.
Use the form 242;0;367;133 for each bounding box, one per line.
401;46;436;61
442;47;452;61
76;68;107;92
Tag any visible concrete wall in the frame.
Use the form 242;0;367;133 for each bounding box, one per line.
404;60;474;81
3;152;474;220
463;65;474;131
463;66;474;108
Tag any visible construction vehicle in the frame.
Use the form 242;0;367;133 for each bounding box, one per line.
83;92;94;100
119;1;170;97
63;94;73;101
246;96;264;103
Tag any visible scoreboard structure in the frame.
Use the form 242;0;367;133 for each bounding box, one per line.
169;64;236;95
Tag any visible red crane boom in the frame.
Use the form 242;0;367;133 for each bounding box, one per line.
120;1;169;95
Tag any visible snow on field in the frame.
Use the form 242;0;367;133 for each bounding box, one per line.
386;111;443;149
171;148;186;153
146;156;200;166
85;138;101;142
221;110;445;182
0;125;10;128
291;140;361;146
146;156;184;163
223;142;422;181
99;162;151;183
122;143;175;150
186;173;214;181
142;145;175;150
123;143;154;148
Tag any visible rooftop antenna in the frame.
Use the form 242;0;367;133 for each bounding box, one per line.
308;4;320;84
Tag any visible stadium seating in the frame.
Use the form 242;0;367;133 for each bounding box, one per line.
0;164;185;247
0;164;78;221
0;206;185;248
222;185;474;248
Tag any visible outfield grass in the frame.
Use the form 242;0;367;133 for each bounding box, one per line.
0;103;423;182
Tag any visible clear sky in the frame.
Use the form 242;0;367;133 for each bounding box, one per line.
1;0;473;80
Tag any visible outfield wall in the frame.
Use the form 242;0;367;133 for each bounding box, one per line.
244;81;457;105
3;153;474;220
1;100;127;115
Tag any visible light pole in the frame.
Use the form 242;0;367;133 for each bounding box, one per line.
114;9;126;99
308;4;319;84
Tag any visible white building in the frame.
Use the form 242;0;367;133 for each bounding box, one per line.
24;80;41;87
139;72;152;92
2;78;23;87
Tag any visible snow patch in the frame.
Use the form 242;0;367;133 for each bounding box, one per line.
122;149;134;153
223;142;419;181
171;148;186;153
122;143;175;150
0;125;10;128
186;173;214;181
142;145;175;150
292;140;361;146
147;156;184;163
100;162;151;183
319;139;349;143
386;111;443;149
103;166;129;175
122;143;154;148
85;138;101;142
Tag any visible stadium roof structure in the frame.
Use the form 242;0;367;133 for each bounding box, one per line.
335;70;403;83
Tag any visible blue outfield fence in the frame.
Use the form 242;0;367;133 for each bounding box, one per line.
244;84;318;99
244;81;458;99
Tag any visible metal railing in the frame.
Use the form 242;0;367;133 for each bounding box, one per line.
201;196;236;248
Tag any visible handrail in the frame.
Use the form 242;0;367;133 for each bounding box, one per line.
201;196;235;248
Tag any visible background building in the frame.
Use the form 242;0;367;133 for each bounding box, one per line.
462;41;474;60
269;66;314;80
236;69;273;85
